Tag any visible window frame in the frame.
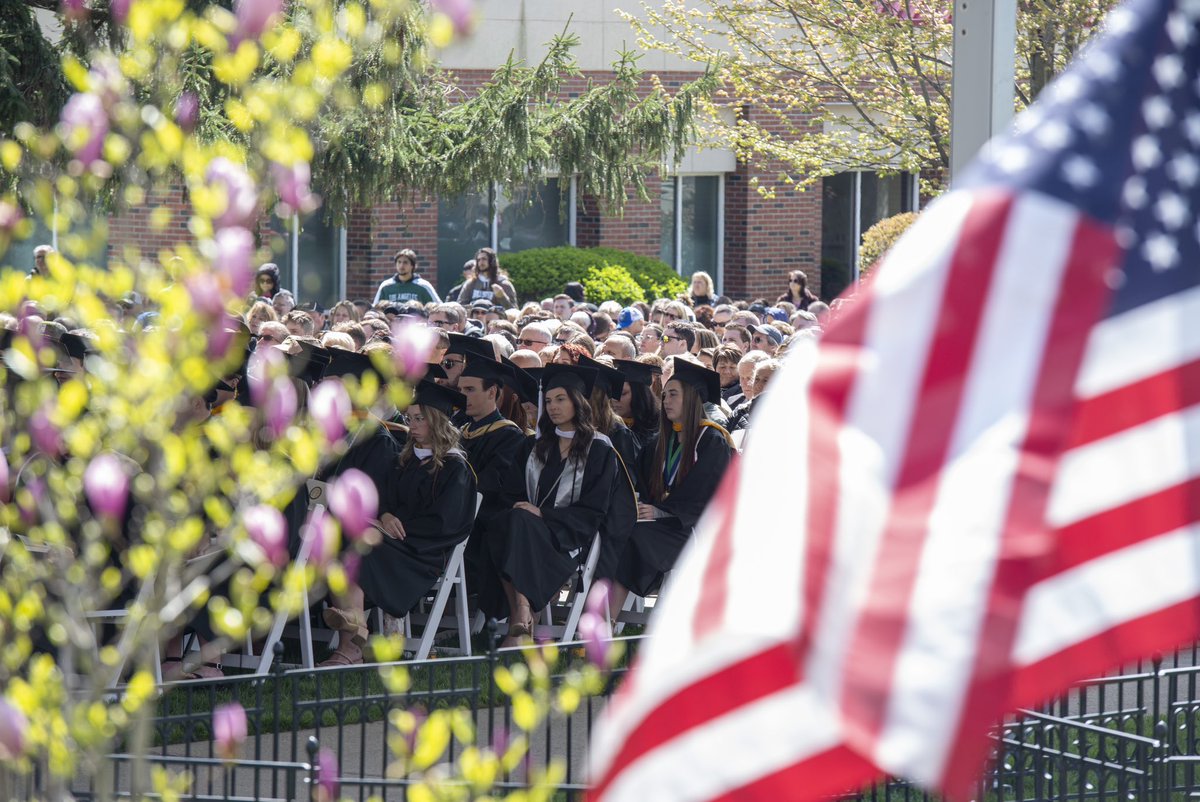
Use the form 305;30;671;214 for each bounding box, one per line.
278;213;347;304
660;173;727;295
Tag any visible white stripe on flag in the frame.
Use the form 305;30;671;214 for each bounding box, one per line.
807;193;973;704
876;195;1080;784
1075;283;1200;399
597;683;840;802
1047;404;1200;528
1012;522;1200;667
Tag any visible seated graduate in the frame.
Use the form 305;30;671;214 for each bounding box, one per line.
612;358;662;452
320;380;478;666
610;359;733;617
457;355;531;585
578;355;640;582
478;363;628;647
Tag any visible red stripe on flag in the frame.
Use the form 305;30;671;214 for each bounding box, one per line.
842;192;1016;748
587;643;798;802
1069;358;1200;448
707;744;881;802
1011;597;1200;709
940;218;1116;795
693;458;742;641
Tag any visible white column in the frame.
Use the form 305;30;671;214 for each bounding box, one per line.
950;0;1018;182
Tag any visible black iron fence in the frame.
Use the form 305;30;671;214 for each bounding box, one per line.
16;642;1200;801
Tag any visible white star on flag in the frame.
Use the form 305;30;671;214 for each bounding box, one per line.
1168;154;1200;187
1154;193;1189;229
1142;232;1178;270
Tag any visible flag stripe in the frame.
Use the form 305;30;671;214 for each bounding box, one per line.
938;216;1118;794
692;463;741;641
707;745;880;802
876;196;1104;785
842;193;1015;756
1069;358;1200;447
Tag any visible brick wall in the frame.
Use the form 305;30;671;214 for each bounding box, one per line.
575;174;664;259
107;186;192;264
344;196;438;302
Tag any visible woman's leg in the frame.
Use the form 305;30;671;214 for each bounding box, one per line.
321;582;367;665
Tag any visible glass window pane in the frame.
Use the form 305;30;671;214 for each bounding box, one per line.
437;189;493;292
498;179;567;255
5;216;55;275
270;214;341;308
820;172;856;301
660;178;676;268
859;172;908;234
680;176;719;280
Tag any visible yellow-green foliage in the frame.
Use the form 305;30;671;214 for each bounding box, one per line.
859;211;919;278
501;246;685;303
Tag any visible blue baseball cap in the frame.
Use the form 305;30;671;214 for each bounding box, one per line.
617;307;644;330
764;306;788;322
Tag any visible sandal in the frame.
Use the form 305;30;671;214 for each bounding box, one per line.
323;607;369;647
318;645;363;667
500;619;533;649
161;658;200;682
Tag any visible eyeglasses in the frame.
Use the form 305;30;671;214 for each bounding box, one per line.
663;313;682;321
554;337;571;345
441;358;464;369
517;338;548;347
429;319;452;327
790;278;803;284
663;335;685;344
258;334;281;344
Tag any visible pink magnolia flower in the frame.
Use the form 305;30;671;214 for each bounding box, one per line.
213;703;248;762
212;226;255;297
30;408;61;457
244;504;287;567
328;469;378;542
206;158;258;230
207;323;236;360
271;160;319;216
175;92;200;133
390;318;436;378
61;0;87;20
263;376;298;439
431;0;475;35
0;454;9;504
60;92;109;166
110;0;130;23
186;273;226;317
248;346;285;406
309;379;350;444
304;506;340;569
0;698;28;760
576;579;612;667
341;552;360;585
315;746;339;802
232;0;286;46
84;454;130;521
0;201;22;232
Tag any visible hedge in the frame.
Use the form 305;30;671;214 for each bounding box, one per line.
498;246;687;305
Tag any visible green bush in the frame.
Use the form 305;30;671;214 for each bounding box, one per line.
582;264;647;306
499;246;686;303
859;212;919;279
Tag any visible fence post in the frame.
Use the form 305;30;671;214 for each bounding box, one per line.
306;736;320;802
1153;720;1169;802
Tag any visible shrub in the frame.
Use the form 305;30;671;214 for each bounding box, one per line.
582;264;647;306
859;212;919;279
500;246;686;303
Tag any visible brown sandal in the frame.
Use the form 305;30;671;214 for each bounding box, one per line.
318;645;363;667
322;607;369;647
500;619;533;649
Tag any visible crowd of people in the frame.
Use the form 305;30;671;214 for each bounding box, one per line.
17;243;838;670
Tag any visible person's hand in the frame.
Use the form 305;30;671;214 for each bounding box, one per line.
376;513;406;540
513;501;543;518
492;285;510;304
637;503;658;521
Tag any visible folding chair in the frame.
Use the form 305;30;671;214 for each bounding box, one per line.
253;501;326;674
536;531;602;643
614;570;673;635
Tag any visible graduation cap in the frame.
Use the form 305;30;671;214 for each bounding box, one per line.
288;341;332;385
578;356;625;400
60;332;94;361
424;362;448;381
460;354;510;385
542;363;597;398
412;379;465;418
325;349;385;385
614;359;661;387
446;332;496;361
669;358;722;405
501;357;540;405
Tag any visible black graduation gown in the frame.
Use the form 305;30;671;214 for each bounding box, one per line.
461;412;530;583
357;453;478;618
616;425;732;596
479;435;620;615
595;421;639;582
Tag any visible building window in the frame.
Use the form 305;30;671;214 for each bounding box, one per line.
820;171;917;300
437;178;574;292
660;175;724;291
271;213;346;308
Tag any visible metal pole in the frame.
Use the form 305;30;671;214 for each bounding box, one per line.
950;0;1018;182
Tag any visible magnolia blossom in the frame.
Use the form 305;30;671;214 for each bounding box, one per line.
233;0;286;45
390;318;436;378
61;0;87;20
0;698;28;760
431;0;475;35
576;579;612;667
271;160;319;216
0;201;22;233
309;379;350;443
110;0;130;23
206;158;258;230
212;226;255;297
0;455;8;504
186;273;226;317
248;346;285;406
60;92;108;166
83;453;130;521
244;504;288;567
175;92;200;133
263;376;298;439
30;408;61;457
328;469;378;541
213;703;248;762
304;506;340;569
315;747;339;802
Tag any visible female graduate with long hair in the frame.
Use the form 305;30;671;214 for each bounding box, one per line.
612;358;662;451
480;363;630;647
610;359;733;616
320;380;477;665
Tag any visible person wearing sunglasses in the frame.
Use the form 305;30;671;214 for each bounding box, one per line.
776;269;819;310
256;321;289;347
515;322;553;353
428;303;466;333
636;323;663;356
660;321;698;358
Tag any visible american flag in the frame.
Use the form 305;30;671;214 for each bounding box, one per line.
589;0;1200;798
